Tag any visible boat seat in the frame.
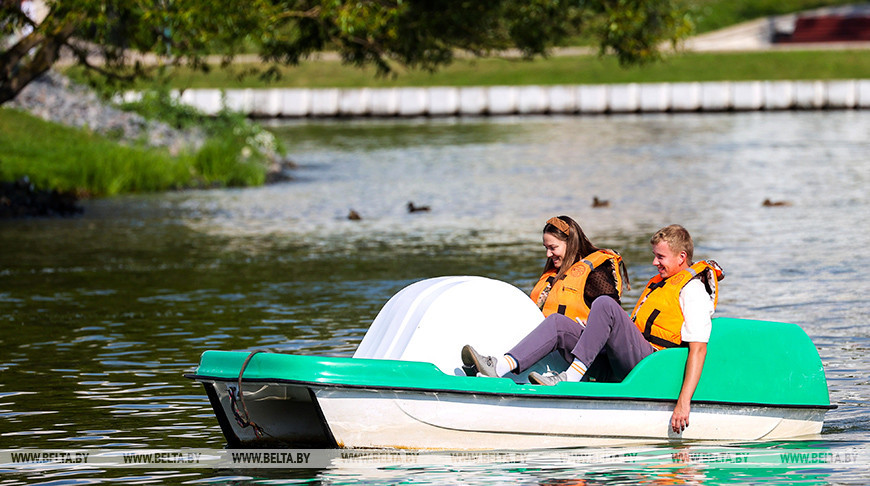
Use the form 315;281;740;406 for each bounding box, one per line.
354;276;568;380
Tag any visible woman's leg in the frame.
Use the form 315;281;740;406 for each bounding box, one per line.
506;313;583;373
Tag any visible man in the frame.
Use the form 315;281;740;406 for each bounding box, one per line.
465;224;723;433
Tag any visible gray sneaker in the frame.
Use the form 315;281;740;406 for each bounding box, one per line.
461;345;499;378
528;370;568;386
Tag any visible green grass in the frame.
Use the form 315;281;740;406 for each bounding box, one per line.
0;108;267;197
0;108;192;196
116;49;870;90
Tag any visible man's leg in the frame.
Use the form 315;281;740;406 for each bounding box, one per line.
570;296;655;381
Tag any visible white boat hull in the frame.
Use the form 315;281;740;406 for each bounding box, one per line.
201;379;826;450
315;387;826;450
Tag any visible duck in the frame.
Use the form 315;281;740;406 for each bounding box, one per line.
762;198;792;207
348;209;362;221
407;201;430;213
592;196;610;208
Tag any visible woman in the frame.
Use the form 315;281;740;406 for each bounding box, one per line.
462;215;628;382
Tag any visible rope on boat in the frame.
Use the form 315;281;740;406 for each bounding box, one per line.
230;350;269;439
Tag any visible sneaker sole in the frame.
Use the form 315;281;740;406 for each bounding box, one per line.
460;345;476;369
528;372;546;385
528;371;560;386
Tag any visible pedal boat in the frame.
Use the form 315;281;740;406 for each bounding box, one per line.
186;277;835;450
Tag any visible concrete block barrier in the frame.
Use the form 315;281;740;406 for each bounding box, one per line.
459;87;487;115
577;85;608;113
516;86;549;114
250;89;282;117
174;80;866;118
764;81;795;110
547;86;577;114
369;88;399;116
670;83;701;112
638;83;670;112
701;82;732;111
858;80;870;108
608;83;639;113
280;89;311;117
398;88;428;116
731;82;763;111
310;89;340;116
338;88;370;116
180;89;221;116
487;86;518;115
826;80;857;108
793;81;825;109
223;89;253;114
428;87;459;116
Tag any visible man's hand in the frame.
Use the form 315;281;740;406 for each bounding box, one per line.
671;341;707;434
671;398;691;433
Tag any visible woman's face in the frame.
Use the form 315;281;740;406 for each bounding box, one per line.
543;232;568;270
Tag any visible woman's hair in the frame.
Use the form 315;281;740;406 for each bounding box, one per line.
650;224;694;263
543;215;601;281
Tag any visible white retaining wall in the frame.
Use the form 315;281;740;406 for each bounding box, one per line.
164;80;870;118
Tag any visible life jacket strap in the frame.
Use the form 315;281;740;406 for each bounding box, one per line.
647;335;687;349
642;309;660;339
642;308;683;349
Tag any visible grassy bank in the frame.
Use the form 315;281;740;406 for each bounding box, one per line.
108;50;870;91
0;108;268;198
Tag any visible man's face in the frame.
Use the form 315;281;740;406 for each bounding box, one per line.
652;240;687;279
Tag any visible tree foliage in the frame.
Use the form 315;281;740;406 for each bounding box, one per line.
1;0;692;104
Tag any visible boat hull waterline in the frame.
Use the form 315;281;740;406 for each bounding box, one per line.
191;374;829;450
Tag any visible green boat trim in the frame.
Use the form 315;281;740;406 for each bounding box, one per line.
190;317;834;409
186;372;836;410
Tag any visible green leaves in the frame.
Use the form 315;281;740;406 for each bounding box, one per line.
590;0;693;65
3;0;693;103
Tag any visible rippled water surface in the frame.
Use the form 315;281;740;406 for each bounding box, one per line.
1;111;868;485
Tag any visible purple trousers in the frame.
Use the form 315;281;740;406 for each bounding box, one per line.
507;296;655;381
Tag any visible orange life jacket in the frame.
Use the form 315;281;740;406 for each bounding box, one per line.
530;249;627;321
630;260;724;350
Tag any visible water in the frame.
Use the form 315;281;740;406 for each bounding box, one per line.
1;110;868;484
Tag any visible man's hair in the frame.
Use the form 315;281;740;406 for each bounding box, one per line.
650;224;693;262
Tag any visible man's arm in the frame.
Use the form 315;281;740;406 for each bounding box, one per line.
671;341;707;433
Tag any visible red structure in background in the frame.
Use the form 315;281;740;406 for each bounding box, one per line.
775;14;870;43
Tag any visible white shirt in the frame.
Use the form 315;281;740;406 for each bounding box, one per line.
678;279;715;343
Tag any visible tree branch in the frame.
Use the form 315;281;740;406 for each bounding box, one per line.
1;19;79;104
275;7;321;20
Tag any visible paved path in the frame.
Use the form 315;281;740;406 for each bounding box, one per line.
682;17;870;52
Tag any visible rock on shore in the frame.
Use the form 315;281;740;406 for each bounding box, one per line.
8;70;207;155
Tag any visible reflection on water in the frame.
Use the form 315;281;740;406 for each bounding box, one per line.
1;111;868;485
